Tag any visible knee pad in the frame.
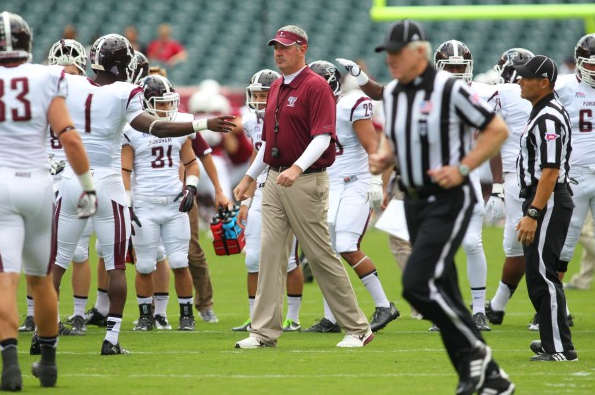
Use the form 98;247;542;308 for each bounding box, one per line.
72;245;89;263
168;251;189;270
462;233;483;254
156;244;167;262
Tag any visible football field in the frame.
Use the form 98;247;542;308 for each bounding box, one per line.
16;227;595;394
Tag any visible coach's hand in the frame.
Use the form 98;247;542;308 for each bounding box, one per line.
77;191;97;218
276;165;302;188
237;205;249;230
207;115;237;134
484;183;506;226
175;185;197;213
129;207;142;236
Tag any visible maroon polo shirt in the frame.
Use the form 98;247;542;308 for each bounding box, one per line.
261;67;336;169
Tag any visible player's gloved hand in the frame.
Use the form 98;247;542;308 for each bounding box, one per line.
484;183;505;226
175;185;197;213
48;154;66;176
129;207;142;236
77;191;97;219
366;175;384;209
335;58;369;85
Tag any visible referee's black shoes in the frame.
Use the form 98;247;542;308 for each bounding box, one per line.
477;368;516;395
484;301;505;325
370;302;400;332
530;340;578;362
456;341;492;395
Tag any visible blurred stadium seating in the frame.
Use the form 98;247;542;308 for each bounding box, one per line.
7;0;592;91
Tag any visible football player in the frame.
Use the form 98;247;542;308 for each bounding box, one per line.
305;61;400;333
0;12;95;389
124;75;198;331
47;34;235;355
234;69;304;332
433;40;495;331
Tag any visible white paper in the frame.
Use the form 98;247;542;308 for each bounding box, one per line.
374;199;410;241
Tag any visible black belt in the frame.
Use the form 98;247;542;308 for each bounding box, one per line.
519;183;570;199
269;166;326;174
403;184;446;200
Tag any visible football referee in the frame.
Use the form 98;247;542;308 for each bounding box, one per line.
363;20;513;395
513;55;577;362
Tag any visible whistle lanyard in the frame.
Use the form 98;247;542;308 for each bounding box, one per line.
273;84;292;150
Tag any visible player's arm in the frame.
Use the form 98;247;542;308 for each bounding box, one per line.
130;112;237;138
335;58;384;101
353;118;379;155
121;144;134;203
199;153;230;209
180;139;200;180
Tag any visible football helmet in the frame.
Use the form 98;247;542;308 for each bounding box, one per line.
139;75;180;121
47;39;87;75
89;34;136;82
246;69;280;116
575;34;595;88
132;51;150;85
494;48;535;84
0;12;33;63
308;60;342;96
434;40;473;82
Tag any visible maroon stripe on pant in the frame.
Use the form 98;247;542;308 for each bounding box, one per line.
356;208;373;250
49;198;62;274
111;200;127;270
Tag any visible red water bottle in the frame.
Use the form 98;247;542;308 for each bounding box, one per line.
210;216;223;241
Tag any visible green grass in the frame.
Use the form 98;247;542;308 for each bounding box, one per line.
16;227;595;394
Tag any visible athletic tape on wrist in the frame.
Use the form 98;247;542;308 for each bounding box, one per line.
241;197;253;208
77;170;94;192
192;119;208;132
355;71;369;86
186;175;199;187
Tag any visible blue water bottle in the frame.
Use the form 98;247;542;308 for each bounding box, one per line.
222;217;237;240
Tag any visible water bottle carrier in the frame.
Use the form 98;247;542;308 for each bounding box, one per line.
211;205;246;256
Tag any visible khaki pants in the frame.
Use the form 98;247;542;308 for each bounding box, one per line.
187;198;214;312
568;210;595;289
251;170;369;344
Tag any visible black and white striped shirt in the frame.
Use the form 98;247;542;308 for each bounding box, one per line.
517;92;571;189
382;66;495;189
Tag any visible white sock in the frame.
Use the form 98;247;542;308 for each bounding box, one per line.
286;295;302;322
73;296;87;317
95;289;110;316
248;297;255;320
360;271;390;308
26;296;34;316
105;316;122;344
154;293;169;317
491;281;516;312
323;297;336;323
471;288;486;314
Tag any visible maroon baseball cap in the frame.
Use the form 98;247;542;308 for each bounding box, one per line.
375;19;426;53
268;30;308;47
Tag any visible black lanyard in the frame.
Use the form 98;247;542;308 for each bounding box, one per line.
271;83;292;158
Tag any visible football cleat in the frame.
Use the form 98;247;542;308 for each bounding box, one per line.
282;319;301;332
100;340;130;355
485;301;505;325
473;312;492;332
232;319;252;332
154;314;172;330
69;315;87;333
0;364;22;392
429;323;441;332
178;316;195;331
18;315;35;332
133;315;154;331
199;309;219;323
477;368;515;395
30;333;40;356
235;337;269;349
304;318;341;333
31;361;57;387
370;302;400;332
455;342;492;395
59;321;84;336
527;313;539;331
84;308;108;327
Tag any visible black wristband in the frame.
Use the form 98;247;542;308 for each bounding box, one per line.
529;205;543;214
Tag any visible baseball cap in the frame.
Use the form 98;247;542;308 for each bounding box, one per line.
268;30;308;47
513;55;558;83
375;19;426;53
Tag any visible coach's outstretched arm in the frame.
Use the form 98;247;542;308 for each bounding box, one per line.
130;112;237;138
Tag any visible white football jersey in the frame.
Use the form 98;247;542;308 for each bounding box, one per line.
491;83;532;173
64;74;144;174
243;111;268;186
0;64;67;169
124;112;195;197
328;92;374;180
556;73;595;166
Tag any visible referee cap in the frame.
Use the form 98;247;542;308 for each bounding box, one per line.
375;19;426;53
513;55;558;83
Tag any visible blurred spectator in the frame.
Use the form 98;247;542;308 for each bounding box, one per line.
146;24;187;69
124;26;145;53
62;24;77;40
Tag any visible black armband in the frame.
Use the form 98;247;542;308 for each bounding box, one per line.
57;126;76;137
122;168;133;173
183;158;197;166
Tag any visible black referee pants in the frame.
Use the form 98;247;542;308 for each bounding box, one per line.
523;188;575;353
402;184;487;370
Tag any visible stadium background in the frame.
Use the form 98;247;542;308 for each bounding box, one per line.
8;0;593;109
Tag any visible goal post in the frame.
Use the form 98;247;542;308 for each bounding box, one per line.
370;0;595;33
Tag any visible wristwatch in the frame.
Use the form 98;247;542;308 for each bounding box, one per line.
458;164;470;178
527;206;542;220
